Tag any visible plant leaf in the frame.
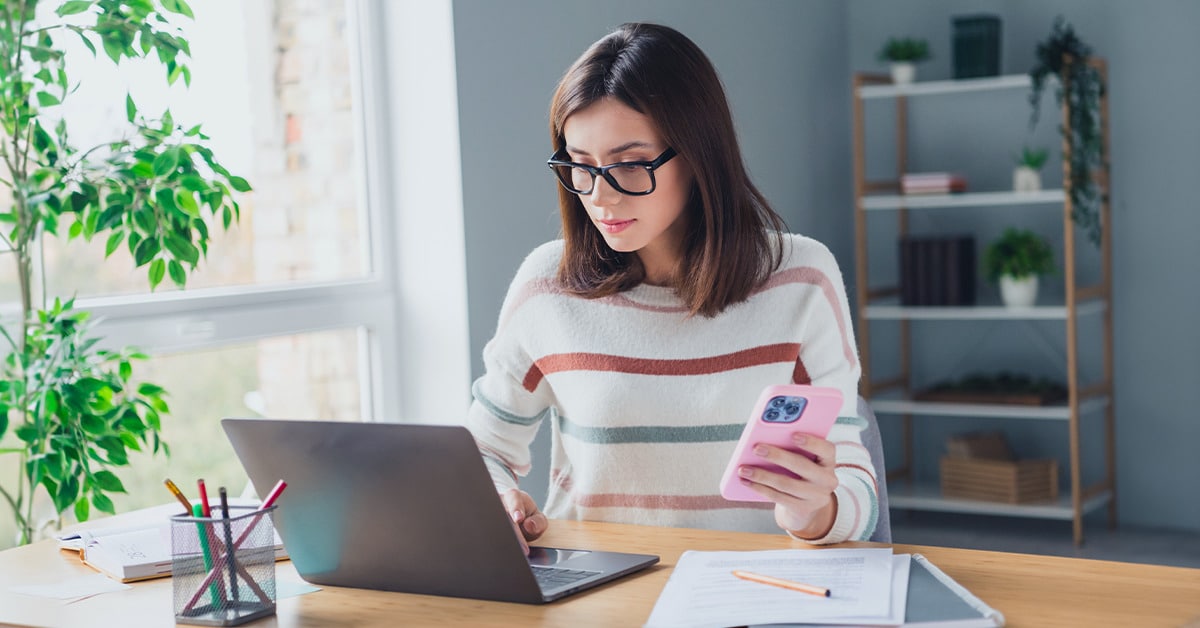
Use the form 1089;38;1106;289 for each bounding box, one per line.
92;492;115;515
152;147;180;176
74;495;91;522
93;470;127;493
126;93;137;123
148;258;165;289
104;231;125;256
227;176;252;192
57;1;93;15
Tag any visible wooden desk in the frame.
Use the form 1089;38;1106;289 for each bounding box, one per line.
2;508;1199;627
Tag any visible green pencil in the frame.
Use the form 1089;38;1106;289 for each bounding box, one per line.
193;503;222;610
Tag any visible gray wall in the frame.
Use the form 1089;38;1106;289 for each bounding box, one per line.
452;0;1200;533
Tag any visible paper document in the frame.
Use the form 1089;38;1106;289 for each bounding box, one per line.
646;547;899;628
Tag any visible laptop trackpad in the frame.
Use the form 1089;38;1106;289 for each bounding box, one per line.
527;547;591;566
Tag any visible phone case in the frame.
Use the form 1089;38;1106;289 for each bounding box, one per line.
719;384;844;502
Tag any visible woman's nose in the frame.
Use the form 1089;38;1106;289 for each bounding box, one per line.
589;175;622;206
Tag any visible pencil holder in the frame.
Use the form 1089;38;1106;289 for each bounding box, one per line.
170;505;278;626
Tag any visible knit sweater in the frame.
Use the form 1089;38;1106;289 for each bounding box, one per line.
466;233;878;543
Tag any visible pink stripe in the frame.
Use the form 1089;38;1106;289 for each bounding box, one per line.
754;267;858;370
844;490;861;538
499;277;561;331
576;493;774;511
833;440;871;459
478;444;529;476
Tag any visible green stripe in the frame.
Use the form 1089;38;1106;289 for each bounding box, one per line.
559;415;743;444
851;474;881;542
836;415;867;429
472;379;552;427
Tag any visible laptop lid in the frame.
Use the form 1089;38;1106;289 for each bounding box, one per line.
221;418;658;604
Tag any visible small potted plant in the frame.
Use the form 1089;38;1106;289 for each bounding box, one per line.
878;37;931;85
983;228;1055;308
1013;146;1049;192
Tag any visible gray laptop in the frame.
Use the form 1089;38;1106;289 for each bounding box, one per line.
221;418;659;604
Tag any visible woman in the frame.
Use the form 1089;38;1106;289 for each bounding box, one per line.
466;22;877;549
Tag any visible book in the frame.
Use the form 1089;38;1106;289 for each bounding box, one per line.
58;517;287;583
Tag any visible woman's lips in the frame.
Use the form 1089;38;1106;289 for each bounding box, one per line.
599;219;635;234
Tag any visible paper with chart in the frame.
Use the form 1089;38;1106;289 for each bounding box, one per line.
645;547;898;628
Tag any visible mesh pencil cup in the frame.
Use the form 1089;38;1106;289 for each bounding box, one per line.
170;505;278;626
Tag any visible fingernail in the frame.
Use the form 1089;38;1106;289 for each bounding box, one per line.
738;466;754;478
511;509;522;522
794;434;808;446
753;445;768;457
524;518;538;533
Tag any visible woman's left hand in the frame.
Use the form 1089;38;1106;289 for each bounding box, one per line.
736;433;839;539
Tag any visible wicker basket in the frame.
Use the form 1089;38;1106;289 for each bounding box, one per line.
940;457;1058;504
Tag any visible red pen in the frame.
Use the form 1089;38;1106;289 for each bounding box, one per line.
197;479;212;517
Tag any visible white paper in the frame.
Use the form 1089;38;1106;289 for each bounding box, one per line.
645;548;898;628
755;555;911;627
8;573;131;603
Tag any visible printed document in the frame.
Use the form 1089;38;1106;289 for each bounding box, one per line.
646;547;901;628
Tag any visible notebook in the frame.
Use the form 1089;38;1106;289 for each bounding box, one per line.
221;418;659;604
57;507;288;583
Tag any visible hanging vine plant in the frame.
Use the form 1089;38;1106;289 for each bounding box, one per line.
1028;16;1107;246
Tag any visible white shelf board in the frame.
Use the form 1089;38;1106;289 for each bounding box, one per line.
888;480;1112;520
864;299;1107;321
861;189;1064;210
870;396;1110;421
858;74;1033;99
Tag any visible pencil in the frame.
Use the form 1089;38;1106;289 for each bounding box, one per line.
732;569;831;597
163;478;192;514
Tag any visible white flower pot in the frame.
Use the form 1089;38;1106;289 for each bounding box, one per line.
1013;166;1042;193
890;62;916;85
999;275;1039;308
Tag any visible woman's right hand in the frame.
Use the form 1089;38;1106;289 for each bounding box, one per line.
500;488;548;555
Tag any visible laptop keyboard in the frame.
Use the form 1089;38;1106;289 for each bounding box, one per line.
531;565;600;589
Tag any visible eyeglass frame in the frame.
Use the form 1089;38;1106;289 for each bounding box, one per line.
546;147;678;196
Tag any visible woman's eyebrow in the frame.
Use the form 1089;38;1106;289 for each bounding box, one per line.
564;140;655;158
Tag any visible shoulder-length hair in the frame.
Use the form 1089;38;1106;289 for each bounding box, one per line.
549;22;786;318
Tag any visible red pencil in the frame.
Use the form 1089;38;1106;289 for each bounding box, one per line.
259;480;287;509
197;479;212;517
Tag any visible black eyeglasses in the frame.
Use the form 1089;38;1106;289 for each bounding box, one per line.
547;147;677;196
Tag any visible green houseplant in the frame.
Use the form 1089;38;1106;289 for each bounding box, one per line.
0;0;246;545
1028;16;1106;246
983;228;1056;308
878;37;930;85
1013;145;1049;192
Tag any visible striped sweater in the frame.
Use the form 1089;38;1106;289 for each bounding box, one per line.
466;233;878;543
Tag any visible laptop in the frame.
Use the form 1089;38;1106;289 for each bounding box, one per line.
221;418;659;604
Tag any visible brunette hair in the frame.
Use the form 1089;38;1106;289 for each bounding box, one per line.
549;22;785;317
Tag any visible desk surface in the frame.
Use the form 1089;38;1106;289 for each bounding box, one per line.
2;506;1199;628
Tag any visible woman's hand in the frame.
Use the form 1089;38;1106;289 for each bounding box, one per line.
500;488;549;555
735;433;839;539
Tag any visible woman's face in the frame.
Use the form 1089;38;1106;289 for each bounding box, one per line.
562;97;692;281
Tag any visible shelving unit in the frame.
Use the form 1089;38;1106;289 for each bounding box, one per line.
851;66;1115;545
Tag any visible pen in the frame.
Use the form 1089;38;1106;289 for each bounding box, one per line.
220;487;239;602
164;478;192;514
193;503;223;608
197;479;212;517
732;569;831;597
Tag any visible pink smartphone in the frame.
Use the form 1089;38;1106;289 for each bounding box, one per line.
719;384;843;502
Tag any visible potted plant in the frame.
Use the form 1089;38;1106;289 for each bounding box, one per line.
878;37;931;85
983;228;1055;308
1013;146;1049;192
0;0;245;545
1028;16;1106;246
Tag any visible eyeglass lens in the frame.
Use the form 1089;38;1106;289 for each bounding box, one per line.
552;163;655;195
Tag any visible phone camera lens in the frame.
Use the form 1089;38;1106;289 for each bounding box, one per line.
784;403;800;415
764;409;781;422
770;397;786;408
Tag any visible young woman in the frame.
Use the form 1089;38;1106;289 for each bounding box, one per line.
466;22;878;549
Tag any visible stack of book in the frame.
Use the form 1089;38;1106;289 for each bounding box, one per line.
901;172;967;194
898;235;976;306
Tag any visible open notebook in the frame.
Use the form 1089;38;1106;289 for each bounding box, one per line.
57;501;287;583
